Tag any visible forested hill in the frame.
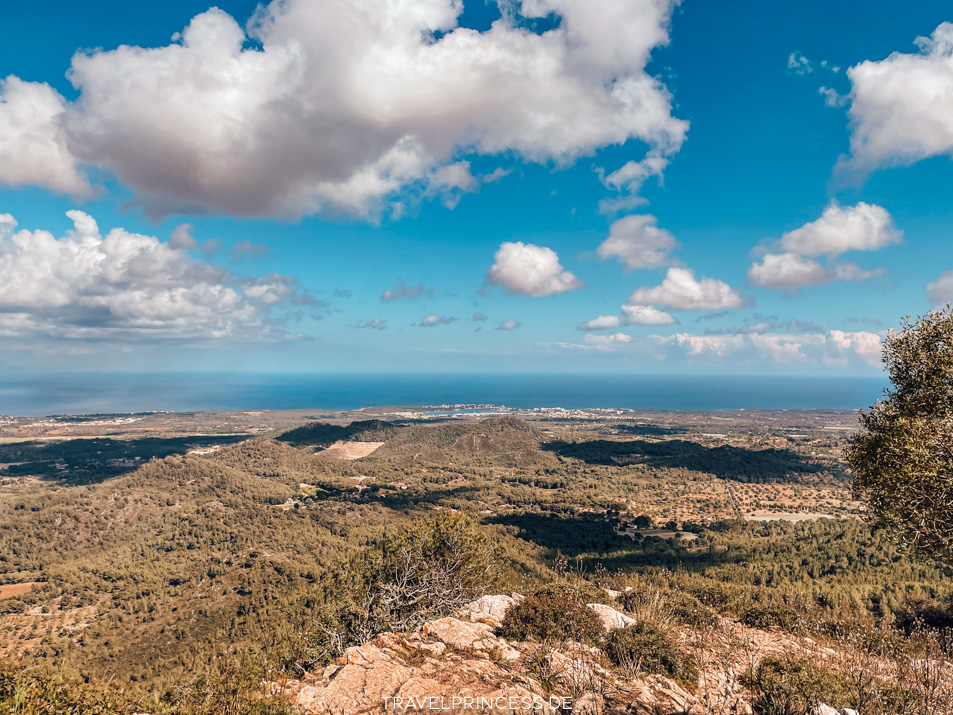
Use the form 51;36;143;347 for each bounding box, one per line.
1;413;948;713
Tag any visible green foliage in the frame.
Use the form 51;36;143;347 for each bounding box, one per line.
301;513;502;665
603;622;697;683
497;593;605;645
741;603;802;631
0;659;135;715
847;307;953;560
532;579;613;606
744;656;852;715
276;419;398;448
617;586;716;628
544;439;824;482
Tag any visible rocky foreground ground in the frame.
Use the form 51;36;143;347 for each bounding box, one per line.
266;594;875;714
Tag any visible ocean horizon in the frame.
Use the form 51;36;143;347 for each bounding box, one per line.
0;373;887;417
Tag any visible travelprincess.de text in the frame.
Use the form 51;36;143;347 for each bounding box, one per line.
381;695;573;711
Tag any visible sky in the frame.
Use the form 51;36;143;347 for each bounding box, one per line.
1;0;952;376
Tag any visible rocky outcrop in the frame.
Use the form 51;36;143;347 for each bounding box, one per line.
267;595;903;715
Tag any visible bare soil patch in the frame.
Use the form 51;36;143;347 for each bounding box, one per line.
316;440;384;460
0;582;39;599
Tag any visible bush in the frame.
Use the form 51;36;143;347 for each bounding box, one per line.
0;659;137;715
742;603;801;631
603;622;697;684
497;593;605;645
617;588;716;628
533;579;613;606
302;513;502;666
743;656;850;715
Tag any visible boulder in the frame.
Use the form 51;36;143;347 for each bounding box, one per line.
423;617;521;662
810;706;840;715
587;603;637;631
460;594;518;628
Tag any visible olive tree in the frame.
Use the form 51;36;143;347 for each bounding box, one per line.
847;307;953;560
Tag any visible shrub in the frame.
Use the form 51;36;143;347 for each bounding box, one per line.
618;588;716;628
302;513;502;665
534;579;613;606
497;593;605;645
603;622;697;684
743;656;850;715
742;603;801;631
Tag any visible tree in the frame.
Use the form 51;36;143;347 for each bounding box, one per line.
847;307;953;560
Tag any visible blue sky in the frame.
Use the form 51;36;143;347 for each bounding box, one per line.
1;0;952;375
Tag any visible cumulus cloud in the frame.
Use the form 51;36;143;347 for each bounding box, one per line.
471;312;488;322
486;241;583;297
381;279;432;302
841;23;953;173
0;211;310;342
0;76;91;197
628;267;745;311
496;319;520;331
747;253;883;292
577;305;675;330
169;223;199;250
596;214;678;272
748;202;899;292
776;202;901;256
927;271;953;305
419;313;455;327
5;0;686;218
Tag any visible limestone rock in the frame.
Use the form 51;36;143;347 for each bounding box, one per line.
459;594;518;628
811;706;839;715
587;603;636;631
573;691;604;714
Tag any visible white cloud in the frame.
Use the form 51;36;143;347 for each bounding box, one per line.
381;279;432;302
596;214;678;272
748;202;898;292
6;0;686;218
747;253;883;292
577;304;676;330
353;317;387;330
776;202;901;256
621;304;677;325
597;151;669;213
0;76;91;197
628;267;745;311
824;330;883;367
496;319;520;331
819;86;847;108
420;313;455;327
486;241;583;297
927;271;953;305
841;23;953;172
577;314;622;330
555;329;883;368
572;332;632;350
472;312;488;322
788;51;813;74
0;211;310;342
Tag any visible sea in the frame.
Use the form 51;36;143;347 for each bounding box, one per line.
0;373;888;417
